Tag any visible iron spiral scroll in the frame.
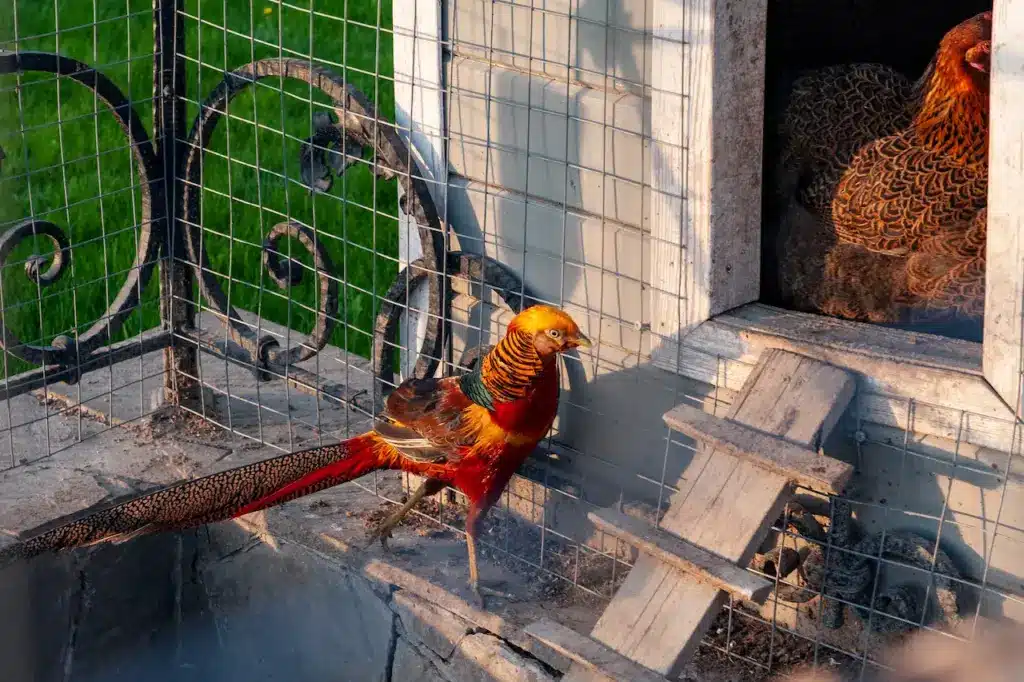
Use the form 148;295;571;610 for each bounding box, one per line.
0;52;554;407
0;51;163;379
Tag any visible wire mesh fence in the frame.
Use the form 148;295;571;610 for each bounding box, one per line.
0;0;1020;680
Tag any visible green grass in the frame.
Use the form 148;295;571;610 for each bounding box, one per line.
0;0;399;378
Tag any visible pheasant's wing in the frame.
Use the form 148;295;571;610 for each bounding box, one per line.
374;376;476;464
831;131;987;253
818;242;908;324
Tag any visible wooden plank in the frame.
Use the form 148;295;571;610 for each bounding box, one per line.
662;402;854;493
587;507;773;604
648;0;765;365
658;303;1020;453
721;303;984;374
523;619;669;682
564;349;856;680
393;0;446;378
985;0;1024;418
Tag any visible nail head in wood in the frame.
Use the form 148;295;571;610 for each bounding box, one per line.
523;618;670;682
588;507;774;604
662;401;854;493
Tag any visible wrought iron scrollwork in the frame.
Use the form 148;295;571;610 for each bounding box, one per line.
0;52;162;372
1;49;577;414
371;251;536;409
299;110;366;193
181;58;447;379
260;220;339;366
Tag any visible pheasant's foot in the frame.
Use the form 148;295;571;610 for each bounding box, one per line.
363;480;443;552
363;518;399;552
469;580;514;610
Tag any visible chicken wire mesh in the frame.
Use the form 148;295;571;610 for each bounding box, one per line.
0;0;1020;680
0;1;173;466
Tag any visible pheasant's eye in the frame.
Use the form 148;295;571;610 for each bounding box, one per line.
547;329;562;339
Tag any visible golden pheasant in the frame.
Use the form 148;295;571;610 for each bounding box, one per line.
0;304;589;607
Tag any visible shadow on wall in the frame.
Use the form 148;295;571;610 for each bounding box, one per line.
444;0;652;445
846;426;1024;624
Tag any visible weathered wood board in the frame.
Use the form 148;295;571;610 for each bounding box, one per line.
587;507;773;603
986;0;1024;419
662;402;854;493
524;618;668;682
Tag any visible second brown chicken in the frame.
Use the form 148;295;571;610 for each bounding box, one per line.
772;10;991;332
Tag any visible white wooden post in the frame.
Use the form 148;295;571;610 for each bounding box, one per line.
393;0;446;379
985;0;1024;418
648;0;766;374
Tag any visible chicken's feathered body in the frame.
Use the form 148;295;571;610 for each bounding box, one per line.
777;63;920;220
773;63;921;321
773;11;991;327
0;304;589;606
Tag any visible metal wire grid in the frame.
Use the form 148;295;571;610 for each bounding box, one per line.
0;1;167;468
687;391;1024;678
159;2;1023;679
0;0;1019;679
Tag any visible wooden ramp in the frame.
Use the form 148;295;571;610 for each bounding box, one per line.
523;348;856;681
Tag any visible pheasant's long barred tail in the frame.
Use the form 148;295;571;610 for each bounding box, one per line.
0;440;356;567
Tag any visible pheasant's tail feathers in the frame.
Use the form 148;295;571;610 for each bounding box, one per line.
231;433;385;516
0;432;383;564
84;524;157;547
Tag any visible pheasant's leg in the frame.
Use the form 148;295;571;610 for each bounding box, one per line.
465;503;513;609
366;477;446;551
466;527;482;606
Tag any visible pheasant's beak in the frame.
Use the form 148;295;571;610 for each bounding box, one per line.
571;332;592;349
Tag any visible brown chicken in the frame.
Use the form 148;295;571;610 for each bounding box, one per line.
774;10;991;329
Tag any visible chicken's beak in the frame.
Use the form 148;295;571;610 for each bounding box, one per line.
572;332;592;349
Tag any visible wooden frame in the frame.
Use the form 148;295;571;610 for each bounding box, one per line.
649;0;1024;424
393;0;447;378
648;0;765;361
666;303;1019;451
986;0;1024;418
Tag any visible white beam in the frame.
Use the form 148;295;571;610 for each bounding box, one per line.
393;0;446;379
985;0;1024;418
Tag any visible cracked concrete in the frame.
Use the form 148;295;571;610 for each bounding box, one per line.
0;314;600;682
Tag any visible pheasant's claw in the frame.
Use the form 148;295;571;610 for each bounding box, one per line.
469;583;484;609
362;524;394;552
469;581;515;610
